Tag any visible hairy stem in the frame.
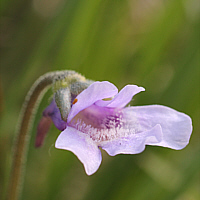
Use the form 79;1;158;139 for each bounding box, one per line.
6;70;81;200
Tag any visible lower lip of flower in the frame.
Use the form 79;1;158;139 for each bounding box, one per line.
69;107;138;144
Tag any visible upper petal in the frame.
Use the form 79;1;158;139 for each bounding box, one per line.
95;85;145;108
55;126;102;175
123;105;193;150
101;124;162;156
67;81;118;122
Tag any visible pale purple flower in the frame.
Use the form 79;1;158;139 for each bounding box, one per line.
37;81;192;175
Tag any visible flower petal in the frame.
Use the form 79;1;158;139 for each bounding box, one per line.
67;81;118;123
101;124;162;156
95;85;145;108
43;99;66;131
55;126;102;175
123;105;193;150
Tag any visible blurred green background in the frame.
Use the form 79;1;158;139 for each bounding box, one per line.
1;0;200;199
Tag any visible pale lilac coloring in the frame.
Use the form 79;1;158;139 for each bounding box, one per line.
38;81;193;175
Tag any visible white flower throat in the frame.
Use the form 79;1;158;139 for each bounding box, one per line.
70;105;137;143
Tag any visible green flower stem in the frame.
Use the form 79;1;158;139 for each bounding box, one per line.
6;70;83;200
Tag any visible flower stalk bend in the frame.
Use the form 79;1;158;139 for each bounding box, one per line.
6;70;86;200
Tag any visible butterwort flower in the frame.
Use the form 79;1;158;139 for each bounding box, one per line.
36;81;192;175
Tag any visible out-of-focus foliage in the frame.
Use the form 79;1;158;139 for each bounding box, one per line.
0;0;199;199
